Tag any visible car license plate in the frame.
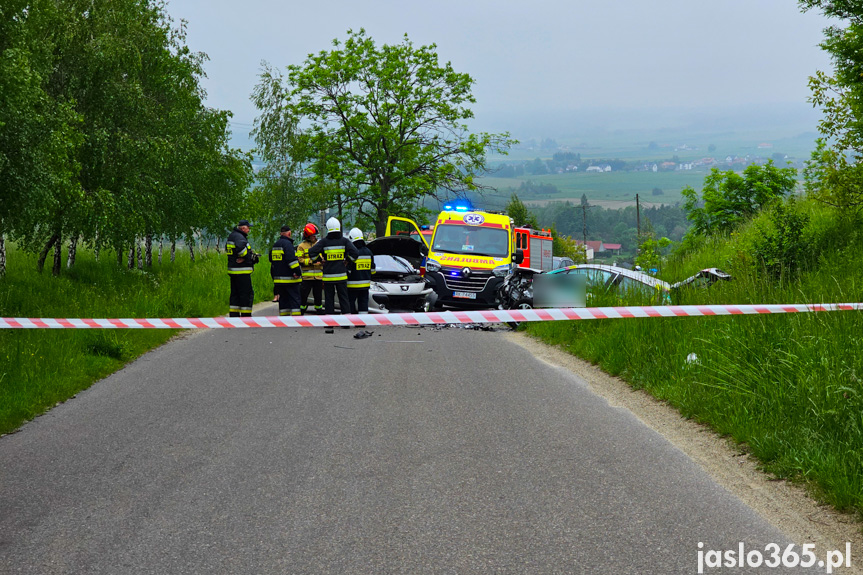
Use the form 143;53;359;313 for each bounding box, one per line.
453;291;477;299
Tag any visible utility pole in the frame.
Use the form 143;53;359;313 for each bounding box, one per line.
581;204;588;245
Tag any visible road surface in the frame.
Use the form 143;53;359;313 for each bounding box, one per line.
0;310;821;574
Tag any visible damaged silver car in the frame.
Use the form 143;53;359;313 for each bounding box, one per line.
366;236;436;313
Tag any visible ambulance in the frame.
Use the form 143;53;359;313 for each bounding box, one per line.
386;202;523;309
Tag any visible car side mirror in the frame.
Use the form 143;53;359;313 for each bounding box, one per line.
513;249;524;265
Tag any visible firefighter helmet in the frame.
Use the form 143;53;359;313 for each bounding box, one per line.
302;223;318;239
348;227;364;242
326;217;341;234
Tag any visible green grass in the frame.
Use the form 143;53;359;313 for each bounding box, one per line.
0;244;273;435
526;200;863;515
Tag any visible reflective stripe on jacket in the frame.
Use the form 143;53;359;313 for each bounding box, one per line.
227;228;254;274
347;242;375;289
309;233;359;283
296;240;323;280
270;236;302;284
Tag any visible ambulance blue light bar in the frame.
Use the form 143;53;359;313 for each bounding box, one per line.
443;200;473;212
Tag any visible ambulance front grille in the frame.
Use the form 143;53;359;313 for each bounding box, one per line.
441;267;493;292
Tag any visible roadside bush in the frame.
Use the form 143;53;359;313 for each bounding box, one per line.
751;198;810;280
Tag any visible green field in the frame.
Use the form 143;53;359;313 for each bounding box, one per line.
479;170;707;206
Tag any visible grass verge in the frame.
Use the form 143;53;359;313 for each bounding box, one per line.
526;200;863;517
0;245;273;435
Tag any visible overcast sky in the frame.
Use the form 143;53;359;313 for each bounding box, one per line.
165;0;835;132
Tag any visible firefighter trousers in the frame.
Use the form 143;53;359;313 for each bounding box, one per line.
300;279;323;314
323;281;350;315
229;274;254;317
348;287;370;314
275;283;301;316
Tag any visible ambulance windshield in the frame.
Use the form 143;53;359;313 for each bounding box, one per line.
431;224;509;257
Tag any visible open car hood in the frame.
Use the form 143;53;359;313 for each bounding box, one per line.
368;236;428;267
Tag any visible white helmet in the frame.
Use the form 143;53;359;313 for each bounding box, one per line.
348;227;364;242
326;217;341;234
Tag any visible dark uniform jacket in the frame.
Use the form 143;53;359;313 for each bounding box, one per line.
269;236;302;284
347;240;375;289
227;227;256;274
309;232;359;282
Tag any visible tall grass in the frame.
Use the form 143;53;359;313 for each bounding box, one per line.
0;244;273;435
528;199;863;515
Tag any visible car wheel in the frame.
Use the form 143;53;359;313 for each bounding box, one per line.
506;300;533;329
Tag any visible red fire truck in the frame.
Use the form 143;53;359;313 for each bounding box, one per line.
513;227;554;271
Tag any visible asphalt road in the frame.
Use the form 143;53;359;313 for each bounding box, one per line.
0;309;816;574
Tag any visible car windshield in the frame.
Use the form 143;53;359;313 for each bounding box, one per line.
564;267;616;287
431;224;509;257
373;254;415;274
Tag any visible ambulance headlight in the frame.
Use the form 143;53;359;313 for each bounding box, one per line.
426;259;441;273
492;265;510;277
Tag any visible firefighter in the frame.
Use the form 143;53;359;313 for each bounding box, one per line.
269;225;302;317
309;217;358;315
296;223;324;314
346;227;375;314
226;219;259;317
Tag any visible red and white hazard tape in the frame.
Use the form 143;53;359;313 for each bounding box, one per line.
1;303;861;329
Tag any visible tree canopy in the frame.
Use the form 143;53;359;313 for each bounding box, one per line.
0;0;252;274
800;1;863;212
506;194;539;229
681;161;797;238
252;29;514;236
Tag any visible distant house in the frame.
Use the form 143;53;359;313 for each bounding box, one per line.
585;166;603;173
678;163;693;170
603;165;612;172
603;243;622;255
576;240;604;252
651;164;658;173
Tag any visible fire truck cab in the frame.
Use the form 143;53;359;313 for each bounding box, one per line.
513;227;554;271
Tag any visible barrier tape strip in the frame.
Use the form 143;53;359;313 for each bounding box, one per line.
1;303;861;329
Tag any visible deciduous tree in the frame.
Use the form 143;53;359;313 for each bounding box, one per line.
800;1;863;213
252;29;514;237
681;161;797;237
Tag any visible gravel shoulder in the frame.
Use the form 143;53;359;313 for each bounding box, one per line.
505;330;863;573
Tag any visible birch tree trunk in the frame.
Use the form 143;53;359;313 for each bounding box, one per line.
0;235;6;278
188;235;195;263
67;237;77;269
52;236;62;276
37;234;59;273
136;238;143;270
158;238;163;264
145;234;152;267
